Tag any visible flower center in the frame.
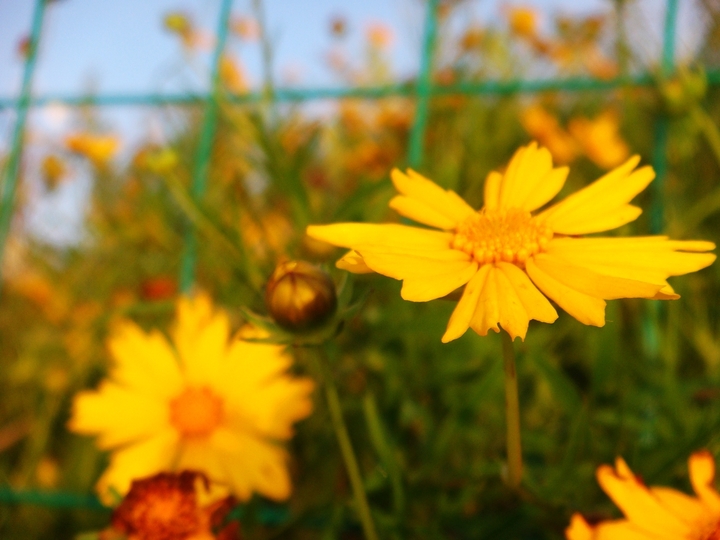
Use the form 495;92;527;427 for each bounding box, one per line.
451;208;553;265
169;387;224;438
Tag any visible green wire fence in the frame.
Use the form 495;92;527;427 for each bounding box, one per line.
0;0;706;513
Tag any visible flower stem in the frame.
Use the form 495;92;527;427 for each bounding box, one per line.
313;352;379;540
501;332;523;489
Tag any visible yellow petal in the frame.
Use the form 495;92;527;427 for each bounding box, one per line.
96;429;179;504
497;142;568;211
389;195;457;230
336;250;374;274
596;459;692;537
442;267;487;343
177;439;229;487
173;293;230;386
69;384;170;449
218;339;314;439
494;264;532;340
565;514;594;540
650;487;708;526
483;171;502;210
211;427;291;501
689;450;720;512
532;253;663;300
526;258;606;326
225;377;315;440
221;339;292;391
307;223;453;251
390;168;475;227
358;249;474;280
496;263;558;324
546;237;716;286
107;322;183;399
496;145;526;208
400;261;479;301
592;520;661;540
538;156;654;234
521;166;569;212
469;265;500;337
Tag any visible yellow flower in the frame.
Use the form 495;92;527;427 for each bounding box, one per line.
69;293;314;504
41;154;66;189
508;7;538;38
366;22;394;49
520;105;579;164
569;111;630;170
219;54;248;93
65;133;119;166
306;142;715;342
567;451;720;540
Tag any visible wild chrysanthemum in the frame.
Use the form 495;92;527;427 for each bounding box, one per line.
567;451;720;540
69;294;314;504
307;142;715;342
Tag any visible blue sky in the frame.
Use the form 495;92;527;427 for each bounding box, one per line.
0;0;707;244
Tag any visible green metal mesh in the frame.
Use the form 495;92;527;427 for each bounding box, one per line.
0;0;699;512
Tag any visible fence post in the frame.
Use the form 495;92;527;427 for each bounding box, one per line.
641;0;679;422
0;0;47;290
650;0;678;234
407;0;440;169
179;0;235;293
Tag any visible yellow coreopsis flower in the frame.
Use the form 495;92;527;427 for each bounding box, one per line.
65;133;119;166
306;142;715;342
567;451;720;540
508;7;538;38
69;294;314;504
569;111;629;170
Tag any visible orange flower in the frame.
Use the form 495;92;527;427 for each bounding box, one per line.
65;133;119;166
219;55;248;93
520;105;579;164
569;111;629;170
567;451;720;540
104;471;239;540
508;7;537;38
41;154;67;189
367;22;394;49
231;16;260;41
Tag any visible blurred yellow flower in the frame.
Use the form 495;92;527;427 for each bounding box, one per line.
164;11;198;49
9;272;69;323
508;7;537;38
520;105;579;164
567;451;720;540
307;142;715;342
231;16;260;41
65;133;119;166
569;111;629;170
69;293;315;504
219;54;248;93
366;22;394;49
41;154;66;189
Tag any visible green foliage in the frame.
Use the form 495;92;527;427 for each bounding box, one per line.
1;2;720;539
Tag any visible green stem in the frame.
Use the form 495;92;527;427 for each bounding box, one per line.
162;171;243;261
501;332;523;489
313;353;379;540
691;105;720;169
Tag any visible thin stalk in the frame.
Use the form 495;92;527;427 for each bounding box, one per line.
312;352;379;540
691;105;720;169
501;332;523;489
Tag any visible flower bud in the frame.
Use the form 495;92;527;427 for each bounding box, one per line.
265;260;337;331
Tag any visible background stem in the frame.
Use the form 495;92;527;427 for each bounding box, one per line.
501;332;523;488
313;352;379;540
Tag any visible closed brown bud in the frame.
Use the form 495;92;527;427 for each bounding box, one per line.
265;260;337;331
